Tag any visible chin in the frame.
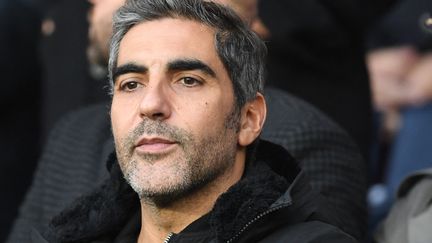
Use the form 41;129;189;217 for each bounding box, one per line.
126;165;216;208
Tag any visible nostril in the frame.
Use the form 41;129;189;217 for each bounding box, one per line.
151;112;165;120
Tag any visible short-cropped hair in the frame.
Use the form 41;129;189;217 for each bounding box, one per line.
108;0;267;110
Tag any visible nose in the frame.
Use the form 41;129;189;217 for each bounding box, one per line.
138;82;171;121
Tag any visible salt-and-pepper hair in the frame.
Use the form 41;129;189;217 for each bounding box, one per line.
108;0;266;109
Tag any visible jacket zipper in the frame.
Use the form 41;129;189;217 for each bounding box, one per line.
226;204;289;243
163;232;174;243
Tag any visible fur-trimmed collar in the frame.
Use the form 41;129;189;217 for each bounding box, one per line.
43;140;317;243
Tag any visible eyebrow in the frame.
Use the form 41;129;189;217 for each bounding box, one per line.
112;58;216;82
112;63;147;82
167;58;216;77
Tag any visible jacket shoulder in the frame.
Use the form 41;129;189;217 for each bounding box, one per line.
259;221;357;243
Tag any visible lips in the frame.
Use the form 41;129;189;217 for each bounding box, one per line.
134;137;177;154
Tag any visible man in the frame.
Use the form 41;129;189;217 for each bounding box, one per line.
29;0;356;242
8;0;366;241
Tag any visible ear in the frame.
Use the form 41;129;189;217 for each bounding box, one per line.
238;92;266;146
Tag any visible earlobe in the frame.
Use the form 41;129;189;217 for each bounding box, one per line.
238;93;266;146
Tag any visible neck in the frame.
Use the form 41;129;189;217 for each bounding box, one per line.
137;151;246;243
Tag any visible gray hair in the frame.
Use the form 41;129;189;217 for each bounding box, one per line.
108;0;266;109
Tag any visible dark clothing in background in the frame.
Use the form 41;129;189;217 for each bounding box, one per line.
258;0;394;158
35;141;356;243
38;0;109;142
0;0;41;241
367;0;432;50
7;89;366;242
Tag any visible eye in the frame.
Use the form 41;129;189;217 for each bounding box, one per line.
179;77;202;87
120;81;141;92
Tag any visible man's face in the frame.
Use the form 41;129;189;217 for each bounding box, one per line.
87;0;125;65
111;18;241;204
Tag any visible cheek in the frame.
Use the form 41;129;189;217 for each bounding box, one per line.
181;100;227;134
110;98;133;141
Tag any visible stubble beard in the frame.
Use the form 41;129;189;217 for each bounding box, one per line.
115;109;240;207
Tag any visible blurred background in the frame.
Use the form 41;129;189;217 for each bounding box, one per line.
0;0;109;241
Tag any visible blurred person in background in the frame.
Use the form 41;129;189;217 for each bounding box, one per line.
366;0;432;235
0;0;41;241
35;0;110;142
374;167;432;243
371;15;432;239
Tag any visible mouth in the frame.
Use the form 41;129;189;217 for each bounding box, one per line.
134;137;178;154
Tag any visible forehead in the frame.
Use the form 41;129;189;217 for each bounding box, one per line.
117;18;222;67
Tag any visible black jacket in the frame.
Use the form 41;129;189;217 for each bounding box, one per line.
31;140;356;243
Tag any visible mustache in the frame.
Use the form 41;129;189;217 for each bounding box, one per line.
123;119;192;151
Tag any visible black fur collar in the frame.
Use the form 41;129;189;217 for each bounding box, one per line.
209;160;289;242
45;153;140;243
